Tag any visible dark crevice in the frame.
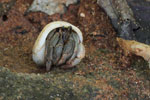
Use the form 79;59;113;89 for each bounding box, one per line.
133;26;140;32
2;15;8;21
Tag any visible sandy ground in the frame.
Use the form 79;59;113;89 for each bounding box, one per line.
0;0;119;73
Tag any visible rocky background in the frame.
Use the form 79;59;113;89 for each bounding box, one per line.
0;0;150;99
97;0;150;43
127;0;150;43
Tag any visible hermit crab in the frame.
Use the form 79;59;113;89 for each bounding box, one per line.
32;21;85;71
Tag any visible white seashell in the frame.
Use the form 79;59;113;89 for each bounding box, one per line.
32;21;84;66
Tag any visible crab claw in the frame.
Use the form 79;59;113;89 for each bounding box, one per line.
61;43;85;69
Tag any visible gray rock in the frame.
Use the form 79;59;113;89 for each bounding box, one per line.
97;0;135;28
97;0;137;40
28;0;78;15
97;0;150;44
126;0;150;44
0;67;99;100
0;64;150;99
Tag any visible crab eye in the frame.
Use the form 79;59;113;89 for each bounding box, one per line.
56;28;60;32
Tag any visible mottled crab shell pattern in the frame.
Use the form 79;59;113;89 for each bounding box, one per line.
32;21;84;66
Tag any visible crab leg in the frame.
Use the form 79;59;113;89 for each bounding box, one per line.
61;43;85;69
57;33;75;66
45;31;60;71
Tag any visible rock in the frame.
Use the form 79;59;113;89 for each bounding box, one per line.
97;0;137;40
28;0;78;15
97;0;150;44
0;63;150;99
0;67;102;100
126;0;150;44
97;0;135;29
97;0;150;67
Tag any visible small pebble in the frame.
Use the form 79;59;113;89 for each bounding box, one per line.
80;13;85;17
